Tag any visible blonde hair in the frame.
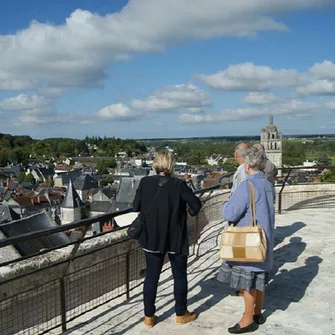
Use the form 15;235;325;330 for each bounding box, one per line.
152;151;176;175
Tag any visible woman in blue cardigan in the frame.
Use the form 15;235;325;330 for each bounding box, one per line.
218;147;275;334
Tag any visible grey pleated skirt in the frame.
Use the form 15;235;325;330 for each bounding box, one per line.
217;261;268;292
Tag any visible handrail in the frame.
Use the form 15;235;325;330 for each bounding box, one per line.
0;207;134;249
278;165;335;171
277;165;335;214
278;168;292;214
0;181;227;251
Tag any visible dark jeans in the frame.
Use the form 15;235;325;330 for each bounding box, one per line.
143;251;188;317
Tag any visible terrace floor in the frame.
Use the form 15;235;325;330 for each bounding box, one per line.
57;209;334;335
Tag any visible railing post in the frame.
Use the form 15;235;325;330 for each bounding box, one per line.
192;214;199;256
125;250;130;300
194;215;199;246
60;277;67;333
278;193;282;214
278;168;292;214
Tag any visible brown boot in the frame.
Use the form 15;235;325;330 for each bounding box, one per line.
144;316;156;328
176;311;197;324
236;289;244;296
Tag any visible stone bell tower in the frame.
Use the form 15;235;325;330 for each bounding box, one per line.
261;115;283;176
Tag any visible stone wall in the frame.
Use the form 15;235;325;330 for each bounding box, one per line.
275;183;335;211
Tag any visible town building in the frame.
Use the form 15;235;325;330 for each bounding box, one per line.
60;180;84;225
261;115;283;176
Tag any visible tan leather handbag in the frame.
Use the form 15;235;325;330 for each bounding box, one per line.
219;181;267;262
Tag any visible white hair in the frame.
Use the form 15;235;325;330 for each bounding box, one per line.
245;147;267;171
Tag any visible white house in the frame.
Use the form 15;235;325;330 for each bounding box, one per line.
206;154;225;166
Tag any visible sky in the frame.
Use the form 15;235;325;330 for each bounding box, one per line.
1;0;335;140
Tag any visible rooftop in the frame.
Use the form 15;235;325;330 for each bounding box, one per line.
58;208;334;335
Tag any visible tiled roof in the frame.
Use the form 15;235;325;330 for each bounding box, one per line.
7;179;19;191
12;196;34;207
73;174;99;191
61;180;84;209
3;190;14;201
0;212;71;256
91;188;116;202
32;167;55;180
116;176;143;204
54;171;82;185
0;165;21;178
102;188;117;199
0;203;21;224
90;201;113;213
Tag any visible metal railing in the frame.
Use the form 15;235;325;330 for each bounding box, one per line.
277;165;335;214
0;184;227;335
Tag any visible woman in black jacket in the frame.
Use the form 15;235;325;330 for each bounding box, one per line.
133;151;202;328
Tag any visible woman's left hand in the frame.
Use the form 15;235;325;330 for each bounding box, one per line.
222;194;230;203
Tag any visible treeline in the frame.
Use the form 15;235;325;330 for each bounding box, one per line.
149;138;335;167
0;133;148;166
283;140;335;166
150;140;237;165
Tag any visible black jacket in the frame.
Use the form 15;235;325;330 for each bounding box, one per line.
133;175;202;255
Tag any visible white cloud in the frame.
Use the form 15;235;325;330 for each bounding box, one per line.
309;60;335;80
131;84;211;112
198;63;305;91
241;92;281;104
95;103;139;121
0;94;51;111
94;84;210;122
296;79;335;96
36;87;66;98
199;60;335;98
184;107;204;113
0;0;331;92
326;100;335;111
178;108;272;123
278;99;319;113
178;100;320;123
15;115;67;125
296;60;335;96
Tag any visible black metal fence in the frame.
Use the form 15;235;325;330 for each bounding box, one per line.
0;185;226;335
276;165;335;213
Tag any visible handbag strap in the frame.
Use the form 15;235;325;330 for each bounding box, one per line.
247;181;257;227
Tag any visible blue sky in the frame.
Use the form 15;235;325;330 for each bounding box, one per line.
0;0;335;139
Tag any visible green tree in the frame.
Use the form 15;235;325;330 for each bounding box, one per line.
18;172;26;183
282;141;306;166
100;176;114;187
96;158;116;175
74;141;89;156
319;169;335;182
24;173;36;184
0;150;9;166
315;152;332;166
223;158;239;173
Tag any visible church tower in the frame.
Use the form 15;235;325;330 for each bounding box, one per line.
61;179;84;224
261;115;283;176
